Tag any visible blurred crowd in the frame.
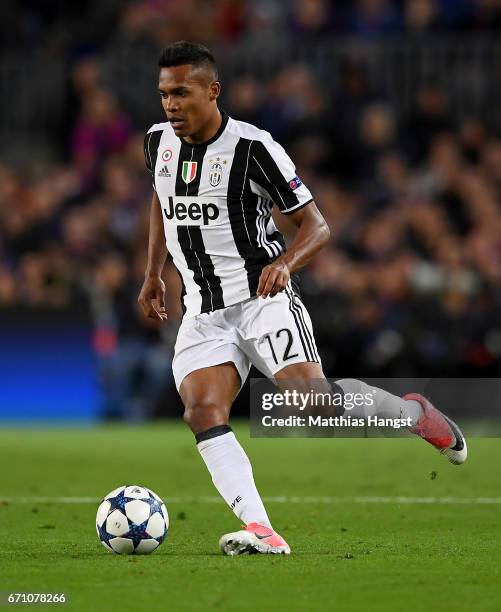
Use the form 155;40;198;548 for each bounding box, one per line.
3;0;501;53
1;1;501;417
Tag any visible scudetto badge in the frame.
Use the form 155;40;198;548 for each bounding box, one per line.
182;161;198;184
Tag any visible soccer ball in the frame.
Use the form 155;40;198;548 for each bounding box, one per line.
96;485;169;554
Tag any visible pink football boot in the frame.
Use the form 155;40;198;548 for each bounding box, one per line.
219;522;291;555
405;393;467;464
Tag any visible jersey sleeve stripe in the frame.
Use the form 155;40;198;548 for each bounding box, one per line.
252;154;289;209
280;198;314;215
144;129;163;191
144;132;153;172
250;140;300;212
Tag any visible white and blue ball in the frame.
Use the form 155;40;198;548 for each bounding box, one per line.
96;485;169;554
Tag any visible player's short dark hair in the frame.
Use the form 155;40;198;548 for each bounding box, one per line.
158;41;218;81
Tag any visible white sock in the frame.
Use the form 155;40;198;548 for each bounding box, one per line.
197;430;272;528
336;379;423;426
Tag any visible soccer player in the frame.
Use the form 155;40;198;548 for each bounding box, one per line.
138;41;467;556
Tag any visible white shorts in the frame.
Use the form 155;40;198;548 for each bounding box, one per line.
172;285;321;391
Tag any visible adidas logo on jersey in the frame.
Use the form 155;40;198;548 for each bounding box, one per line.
157;165;171;178
163;196;220;225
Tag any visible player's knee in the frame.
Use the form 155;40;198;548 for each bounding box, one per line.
182;400;229;432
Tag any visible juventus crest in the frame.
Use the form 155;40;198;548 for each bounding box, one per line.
208;157;227;187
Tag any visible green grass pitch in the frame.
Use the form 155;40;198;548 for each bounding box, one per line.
1;422;500;611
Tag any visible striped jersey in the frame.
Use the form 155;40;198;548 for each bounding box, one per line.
144;110;313;319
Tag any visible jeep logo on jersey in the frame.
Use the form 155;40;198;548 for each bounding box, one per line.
181;161;197;184
164;196;220;225
209;162;223;187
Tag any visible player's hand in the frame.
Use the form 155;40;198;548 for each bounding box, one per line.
138;276;168;321
257;259;290;298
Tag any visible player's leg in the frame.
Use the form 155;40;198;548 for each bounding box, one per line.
179;363;278;540
172;311;288;554
273;362;467;464
181;365;289;554
241;285;466;464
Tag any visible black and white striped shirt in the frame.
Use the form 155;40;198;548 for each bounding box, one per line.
144;111;313;319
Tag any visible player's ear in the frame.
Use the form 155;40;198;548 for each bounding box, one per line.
209;81;221;101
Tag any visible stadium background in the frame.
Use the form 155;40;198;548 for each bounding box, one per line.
1;0;501;421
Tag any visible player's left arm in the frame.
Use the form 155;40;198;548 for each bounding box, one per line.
257;202;330;298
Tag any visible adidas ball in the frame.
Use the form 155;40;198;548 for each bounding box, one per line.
96;485;169;554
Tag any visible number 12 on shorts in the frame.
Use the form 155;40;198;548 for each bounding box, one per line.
265;328;299;365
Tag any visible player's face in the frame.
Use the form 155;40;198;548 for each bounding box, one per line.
158;65;220;140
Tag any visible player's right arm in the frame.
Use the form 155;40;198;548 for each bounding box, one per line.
138;191;168;321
